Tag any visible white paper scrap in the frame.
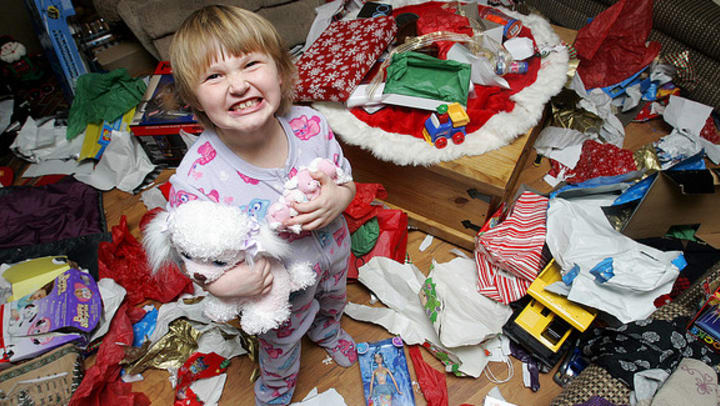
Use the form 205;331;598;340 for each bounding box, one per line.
292;387;348;405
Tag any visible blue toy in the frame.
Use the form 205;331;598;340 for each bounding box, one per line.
421;103;470;149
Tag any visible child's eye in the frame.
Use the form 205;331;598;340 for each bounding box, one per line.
205;73;220;81
246;61;260;68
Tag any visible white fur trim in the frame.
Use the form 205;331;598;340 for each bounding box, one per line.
313;3;568;166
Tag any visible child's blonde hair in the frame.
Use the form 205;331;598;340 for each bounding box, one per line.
170;5;297;131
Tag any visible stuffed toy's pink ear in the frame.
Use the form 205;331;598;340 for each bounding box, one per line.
142;209;175;273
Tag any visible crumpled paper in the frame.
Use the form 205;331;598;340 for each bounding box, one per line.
69;302;149;406
73;130;156;192
10;117;84;162
422;258;512;347
344;257;493;377
574;0;660;90
660;95;720;165
67;69;146;140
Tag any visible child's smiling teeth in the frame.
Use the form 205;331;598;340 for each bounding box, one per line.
231;99;260;111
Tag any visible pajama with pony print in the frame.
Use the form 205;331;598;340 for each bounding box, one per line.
167;105;355;405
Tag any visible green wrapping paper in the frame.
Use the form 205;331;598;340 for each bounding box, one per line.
383;51;472;106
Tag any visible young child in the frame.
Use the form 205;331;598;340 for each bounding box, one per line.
167;5;357;405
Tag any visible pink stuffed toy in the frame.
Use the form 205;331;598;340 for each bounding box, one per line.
267;158;352;233
143;200;316;335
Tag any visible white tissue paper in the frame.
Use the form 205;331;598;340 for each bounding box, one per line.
425;257;512;348
74;130;155;192
344;257;493;377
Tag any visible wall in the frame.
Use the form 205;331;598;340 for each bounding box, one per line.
2;1;43;56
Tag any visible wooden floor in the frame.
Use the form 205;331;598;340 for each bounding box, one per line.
95;117;674;405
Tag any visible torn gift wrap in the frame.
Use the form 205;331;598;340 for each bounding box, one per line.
474;191;550;304
420;258;512;348
345;257;494;377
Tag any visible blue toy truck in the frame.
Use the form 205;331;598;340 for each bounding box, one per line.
421;103;470;149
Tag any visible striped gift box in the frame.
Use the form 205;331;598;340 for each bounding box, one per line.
474;191;550;304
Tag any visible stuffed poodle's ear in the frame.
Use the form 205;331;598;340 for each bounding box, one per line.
256;222;290;259
142;210;176;274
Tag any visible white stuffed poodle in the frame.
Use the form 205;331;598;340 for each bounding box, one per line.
143;200;316;335
266;158;352;233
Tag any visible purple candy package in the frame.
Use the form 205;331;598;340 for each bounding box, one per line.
1;268;102;363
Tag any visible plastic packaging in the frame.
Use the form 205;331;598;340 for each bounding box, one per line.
477;5;523;39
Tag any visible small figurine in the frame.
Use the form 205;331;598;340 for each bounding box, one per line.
267;158;352;233
421;103;470;149
0;36;43;83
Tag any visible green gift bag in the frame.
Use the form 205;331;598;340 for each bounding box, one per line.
383;51;472;106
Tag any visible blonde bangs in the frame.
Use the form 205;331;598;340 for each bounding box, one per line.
170;5;297;126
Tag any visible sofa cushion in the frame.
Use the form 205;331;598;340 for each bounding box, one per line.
653;0;720;61
150;0;320;60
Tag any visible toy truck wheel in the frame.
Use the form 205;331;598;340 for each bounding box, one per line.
452;132;465;145
434;137;448;149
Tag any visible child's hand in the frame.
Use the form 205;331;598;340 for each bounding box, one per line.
288;171;355;231
205;258;274;298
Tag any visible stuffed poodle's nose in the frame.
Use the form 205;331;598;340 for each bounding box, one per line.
193;273;207;284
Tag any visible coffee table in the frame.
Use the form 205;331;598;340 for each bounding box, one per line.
339;115;545;250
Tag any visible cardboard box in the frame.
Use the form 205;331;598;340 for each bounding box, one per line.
621;169;720;248
2;256;70;301
135;132;189;167
23;0;90;99
95;40;157;78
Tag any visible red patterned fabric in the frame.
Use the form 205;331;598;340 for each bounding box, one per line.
295;16;397;102
349;2;542;140
474;191;549;304
548;139;638;184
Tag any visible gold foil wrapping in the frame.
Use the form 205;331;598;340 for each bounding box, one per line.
633;143;662;172
123;319;201;376
549;89;603;133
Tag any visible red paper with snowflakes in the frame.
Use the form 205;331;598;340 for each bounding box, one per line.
295;16;397;102
548;139;637;184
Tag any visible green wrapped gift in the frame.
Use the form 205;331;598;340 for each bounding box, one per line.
383;51;472;107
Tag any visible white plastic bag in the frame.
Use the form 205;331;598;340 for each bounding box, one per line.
545;197;684;323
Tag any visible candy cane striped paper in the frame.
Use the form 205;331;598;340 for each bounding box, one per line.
474;191;549;304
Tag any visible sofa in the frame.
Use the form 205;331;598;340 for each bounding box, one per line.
525;0;720;111
92;0;323;61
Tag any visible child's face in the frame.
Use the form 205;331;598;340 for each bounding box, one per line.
195;51;283;140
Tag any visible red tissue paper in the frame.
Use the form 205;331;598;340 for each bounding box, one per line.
69;302;149;406
574;0;661;89
98;213;193;306
343;183;408;280
409;345;448;406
